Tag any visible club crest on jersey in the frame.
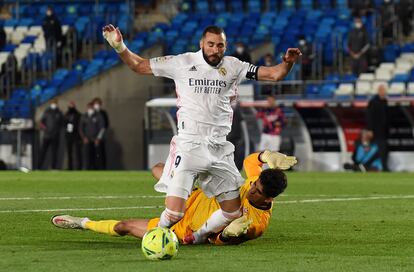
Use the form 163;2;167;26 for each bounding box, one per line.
218;67;227;76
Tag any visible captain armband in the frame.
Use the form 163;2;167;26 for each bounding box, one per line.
246;64;259;80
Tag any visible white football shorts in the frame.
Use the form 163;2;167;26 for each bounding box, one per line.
154;134;244;199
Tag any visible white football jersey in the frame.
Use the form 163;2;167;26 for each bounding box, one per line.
150;50;258;138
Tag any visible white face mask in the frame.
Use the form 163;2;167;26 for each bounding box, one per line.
93;103;100;110
236;46;244;54
355;22;363;29
299;40;306;46
46;10;52;16
87;109;94;116
50;103;57;110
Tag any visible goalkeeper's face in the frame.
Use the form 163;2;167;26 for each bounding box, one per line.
200;32;226;66
247;180;273;206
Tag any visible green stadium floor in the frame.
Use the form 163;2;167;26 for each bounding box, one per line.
0;171;413;272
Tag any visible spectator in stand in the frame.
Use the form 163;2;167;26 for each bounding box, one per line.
261;54;276;96
397;0;414;37
256;95;286;152
347;17;370;75
0;23;6;50
344;129;382;172
297;36;314;80
349;0;374;17
380;0;398;43
38;99;63;170
64;101;82;170
42;6;62;62
227;101;244;170
232;42;252;63
366;84;389;171
92;97;109;169
79;103;105;170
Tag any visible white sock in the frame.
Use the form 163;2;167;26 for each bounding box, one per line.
80;217;90;229
193;209;240;243
158;208;184;228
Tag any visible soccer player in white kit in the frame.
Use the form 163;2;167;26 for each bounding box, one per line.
102;24;301;243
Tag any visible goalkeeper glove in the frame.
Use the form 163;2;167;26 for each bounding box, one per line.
222;216;252;238
260;150;297;170
102;24;126;53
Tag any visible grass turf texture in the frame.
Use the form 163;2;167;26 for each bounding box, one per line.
0;171;413;272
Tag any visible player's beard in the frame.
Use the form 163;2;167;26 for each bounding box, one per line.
202;48;223;67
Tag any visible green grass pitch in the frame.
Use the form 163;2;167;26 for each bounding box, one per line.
0;171;413;272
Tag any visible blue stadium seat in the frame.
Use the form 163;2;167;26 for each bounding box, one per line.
195;0;209;13
247;0;261;13
230;0;244;12
213;0;226;12
383;44;400;62
391;74;409;83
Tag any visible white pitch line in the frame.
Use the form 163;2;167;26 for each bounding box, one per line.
0;194;396;201
1;195;413;214
0;195;165;201
276;195;414;204
0;205;164;213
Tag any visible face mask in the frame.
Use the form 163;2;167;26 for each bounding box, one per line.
355;22;363;29
265;61;272;66
50;103;57;110
87;109;94;116
384;0;390;3
236;46;244;54
299;40;306;46
46;10;52;16
93;103;100;110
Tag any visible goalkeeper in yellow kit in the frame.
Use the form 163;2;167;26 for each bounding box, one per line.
52;151;296;245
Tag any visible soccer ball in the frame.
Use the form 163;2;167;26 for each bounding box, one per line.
141;227;179;260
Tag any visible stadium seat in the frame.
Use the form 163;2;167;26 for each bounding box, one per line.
391;73;410;83
378;62;395;71
355;81;372;96
335;83;354;96
375;69;392;81
388;82;406;96
358;73;375;81
407;83;414;96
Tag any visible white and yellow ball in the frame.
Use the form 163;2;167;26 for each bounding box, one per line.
141;227;179;260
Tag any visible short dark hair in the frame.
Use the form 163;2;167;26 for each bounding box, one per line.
259;169;287;198
202;25;225;38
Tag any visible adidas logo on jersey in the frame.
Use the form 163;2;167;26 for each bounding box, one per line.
189;66;197;71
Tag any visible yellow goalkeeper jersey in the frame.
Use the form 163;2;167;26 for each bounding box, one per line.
148;153;272;245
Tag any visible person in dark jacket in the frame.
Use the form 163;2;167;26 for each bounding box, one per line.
0;24;6;50
38;99;63;169
231;42;252;63
344;129;382;172
92;97;109;169
79;103;106;170
227;101;244;170
64;101;82;170
42;6;62;61
347;17;370;75
366;84;389;171
397;0;414;37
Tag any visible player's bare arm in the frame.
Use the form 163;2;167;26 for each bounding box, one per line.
257;48;302;81
102;24;153;75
